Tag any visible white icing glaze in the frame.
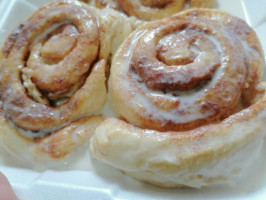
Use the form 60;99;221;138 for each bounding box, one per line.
90;102;266;188
109;11;263;130
30;21;72;49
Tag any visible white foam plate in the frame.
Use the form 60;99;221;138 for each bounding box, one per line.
0;0;266;199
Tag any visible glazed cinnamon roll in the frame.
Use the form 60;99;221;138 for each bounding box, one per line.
0;0;137;166
89;9;266;188
87;0;214;20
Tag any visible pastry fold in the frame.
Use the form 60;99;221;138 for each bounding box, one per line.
0;0;137;166
89;9;266;188
87;0;214;20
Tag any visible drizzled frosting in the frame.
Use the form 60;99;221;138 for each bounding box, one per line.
0;0;106;135
89;9;266;188
0;0;140;164
109;9;264;131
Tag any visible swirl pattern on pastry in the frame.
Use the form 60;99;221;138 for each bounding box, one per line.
87;0;214;20
89;9;266;188
116;0;186;20
109;9;263;131
0;0;137;165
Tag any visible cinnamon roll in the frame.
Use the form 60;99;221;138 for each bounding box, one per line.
0;0;137;166
89;9;266;188
87;0;215;20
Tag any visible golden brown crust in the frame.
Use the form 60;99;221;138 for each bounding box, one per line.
0;102;104;161
117;0;186;20
108;9;264;132
0;0;138;163
0;0;104;132
90;92;266;187
89;8;266;188
87;0;215;20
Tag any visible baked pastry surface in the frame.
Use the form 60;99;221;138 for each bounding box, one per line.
0;0;138;166
87;0;214;20
89;8;266;188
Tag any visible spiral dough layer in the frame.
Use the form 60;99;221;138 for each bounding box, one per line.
0;0;138;165
109;9;264;132
89;9;266;188
88;0;214;20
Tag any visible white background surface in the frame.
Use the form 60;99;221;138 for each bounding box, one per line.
0;0;266;199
